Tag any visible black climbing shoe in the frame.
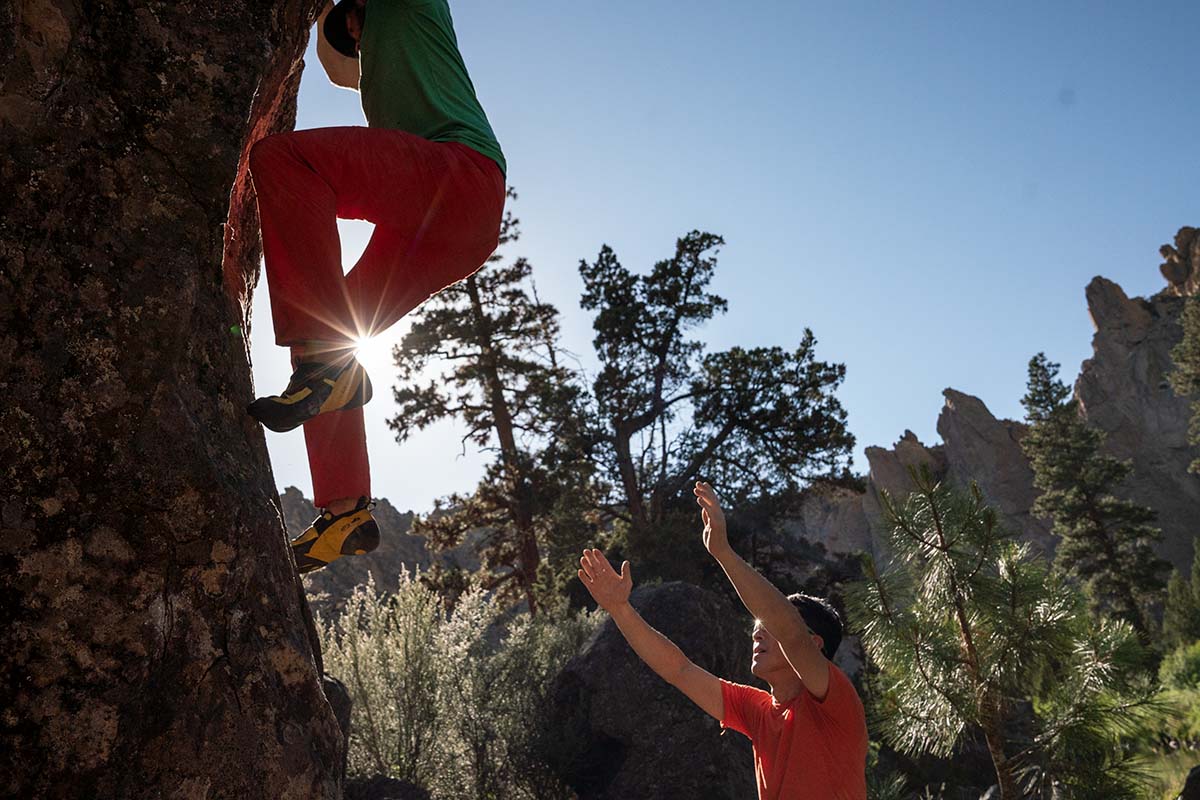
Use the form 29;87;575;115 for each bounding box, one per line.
291;497;380;574
248;356;373;433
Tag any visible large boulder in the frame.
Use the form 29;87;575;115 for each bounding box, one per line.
1077;276;1199;572
322;674;353;785
548;582;758;800
1;1;344;797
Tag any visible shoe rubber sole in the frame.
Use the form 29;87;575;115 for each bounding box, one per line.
250;363;373;433
293;509;380;574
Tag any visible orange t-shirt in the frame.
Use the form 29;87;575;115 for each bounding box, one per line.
720;664;868;800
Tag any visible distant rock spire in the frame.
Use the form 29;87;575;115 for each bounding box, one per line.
1160;226;1200;297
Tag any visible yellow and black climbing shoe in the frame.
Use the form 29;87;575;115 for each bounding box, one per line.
291;497;380;574
248;357;373;433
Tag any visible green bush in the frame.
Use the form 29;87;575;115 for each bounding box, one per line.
1159;640;1200;691
319;569;601;800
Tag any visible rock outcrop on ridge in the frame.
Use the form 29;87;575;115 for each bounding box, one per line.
1076;276;1198;571
1160;226;1199;297
855;234;1199;575
862;394;1055;559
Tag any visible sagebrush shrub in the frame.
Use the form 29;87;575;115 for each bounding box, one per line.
319;569;600;800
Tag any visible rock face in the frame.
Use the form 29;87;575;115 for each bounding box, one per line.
863;430;948;536
280;488;480;613
936;390;1056;556
861;258;1200;576
0;2;342;798
781;483;873;556
1160;227;1200;297
1077;276;1199;572
864;394;1055;559
548;582;757;800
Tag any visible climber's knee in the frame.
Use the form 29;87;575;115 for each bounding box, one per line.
248;133;291;180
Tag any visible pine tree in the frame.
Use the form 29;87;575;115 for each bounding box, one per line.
576;232;854;580
1163;537;1200;649
849;467;1159;800
1169;296;1200;473
388;192;597;613
1021;353;1168;640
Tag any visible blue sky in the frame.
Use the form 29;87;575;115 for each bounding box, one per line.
251;0;1200;513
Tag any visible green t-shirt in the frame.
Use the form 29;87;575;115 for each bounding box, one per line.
359;0;506;175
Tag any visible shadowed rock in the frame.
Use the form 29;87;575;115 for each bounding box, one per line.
547;582;758;800
1078;275;1198;571
1;1;345;797
1160;226;1200;297
1180;764;1200;800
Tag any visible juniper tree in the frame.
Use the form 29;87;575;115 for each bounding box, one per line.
1163;537;1200;650
1020;353;1168;640
849;467;1158;800
1169;296;1200;474
388;192;597;613
576;232;853;580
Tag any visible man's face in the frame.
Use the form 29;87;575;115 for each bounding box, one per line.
750;620;822;680
751;621;787;679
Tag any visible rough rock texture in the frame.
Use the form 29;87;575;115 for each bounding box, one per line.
548;582;758;800
864;395;1055;559
780;483;872;556
863;430;948;531
1160;226;1200;297
936;390;1055;556
0;1;341;797
1077;276;1199;572
323;674;353;785
280;487;481;613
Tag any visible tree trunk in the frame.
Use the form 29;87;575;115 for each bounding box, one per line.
464;275;540;613
1;2;342;798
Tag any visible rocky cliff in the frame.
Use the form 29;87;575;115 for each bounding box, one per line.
1077;276;1198;570
784;230;1198;576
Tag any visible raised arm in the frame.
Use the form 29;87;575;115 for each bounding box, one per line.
316;2;361;91
693;482;831;700
578;548;724;720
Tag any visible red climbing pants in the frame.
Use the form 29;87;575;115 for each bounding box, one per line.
249;126;505;507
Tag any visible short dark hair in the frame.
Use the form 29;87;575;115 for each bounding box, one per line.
788;593;842;660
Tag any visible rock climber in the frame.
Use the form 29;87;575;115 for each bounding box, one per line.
246;0;505;572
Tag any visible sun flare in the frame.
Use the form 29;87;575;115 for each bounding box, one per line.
353;334;396;378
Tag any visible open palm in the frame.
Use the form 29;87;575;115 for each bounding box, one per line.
693;481;729;556
578;548;632;612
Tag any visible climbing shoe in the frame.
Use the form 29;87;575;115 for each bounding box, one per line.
248;355;373;433
291;497;380;574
